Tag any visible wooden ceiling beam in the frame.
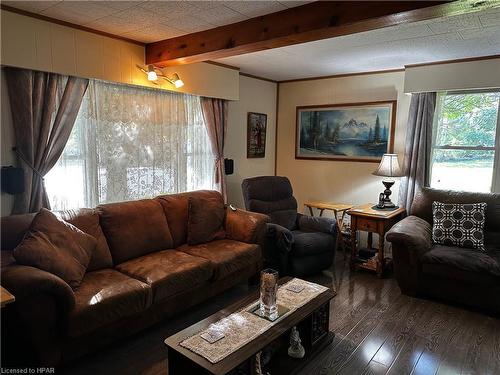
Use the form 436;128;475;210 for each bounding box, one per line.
146;0;496;67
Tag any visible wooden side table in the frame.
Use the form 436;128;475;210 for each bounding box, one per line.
347;203;405;277
303;201;353;258
1;286;15;308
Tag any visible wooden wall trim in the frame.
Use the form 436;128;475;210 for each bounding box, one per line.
205;61;240;71
405;54;500;68
0;5;145;47
239;72;278;84
279;68;405;84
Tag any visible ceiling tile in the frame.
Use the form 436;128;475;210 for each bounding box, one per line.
190;1;225;10
278;1;314;8
98;1;145;11
121;23;183;43
2;1;60;13
224;1;286;17
42;1;118;20
84;16;144;35
112;6;164;26
427;13;482;34
163;15;214;33
195;6;247;26
479;8;500;27
139;1;198;19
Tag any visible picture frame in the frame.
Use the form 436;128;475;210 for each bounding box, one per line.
247;112;267;158
295;100;397;162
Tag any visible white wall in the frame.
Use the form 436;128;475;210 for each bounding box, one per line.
225;76;277;208
276;71;410;217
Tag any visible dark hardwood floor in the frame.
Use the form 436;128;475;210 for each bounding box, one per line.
62;255;500;375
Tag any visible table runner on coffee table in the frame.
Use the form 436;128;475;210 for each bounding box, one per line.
179;278;329;364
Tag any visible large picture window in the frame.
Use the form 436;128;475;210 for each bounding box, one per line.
45;80;215;210
429;90;500;193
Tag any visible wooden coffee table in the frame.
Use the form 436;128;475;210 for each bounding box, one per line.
165;277;335;375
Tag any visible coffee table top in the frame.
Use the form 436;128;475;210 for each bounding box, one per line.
164;277;335;375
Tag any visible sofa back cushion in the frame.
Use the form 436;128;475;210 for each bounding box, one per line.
157;190;223;247
56;208;113;271
411;187;500;233
97;199;173;264
187;194;226;245
13;208;95;289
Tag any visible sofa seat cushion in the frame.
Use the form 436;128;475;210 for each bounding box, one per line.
422;245;500;278
68;269;152;337
116;250;213;302
178;240;260;280
291;230;334;257
422;263;499;285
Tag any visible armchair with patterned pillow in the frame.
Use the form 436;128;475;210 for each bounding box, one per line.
242;176;338;277
386;187;500;314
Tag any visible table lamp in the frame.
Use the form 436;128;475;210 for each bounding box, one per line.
372;153;403;210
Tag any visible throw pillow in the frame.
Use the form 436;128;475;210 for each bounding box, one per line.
187;194;226;245
432;201;487;251
13;208;96;289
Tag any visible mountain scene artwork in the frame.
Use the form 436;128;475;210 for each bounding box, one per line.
296;101;395;162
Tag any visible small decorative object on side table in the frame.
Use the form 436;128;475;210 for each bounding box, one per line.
372;153;404;210
348;204;405;277
303;201;353;258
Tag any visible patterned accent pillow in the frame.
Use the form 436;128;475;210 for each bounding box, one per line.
432;201;487;251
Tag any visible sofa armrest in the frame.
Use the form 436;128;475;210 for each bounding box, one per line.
385;215;432;296
297;213;337;235
386;215;432;257
2;264;75;312
225;208;270;244
1;265;75;365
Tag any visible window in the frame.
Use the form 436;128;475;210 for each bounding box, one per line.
45;80;215;210
429;90;500;193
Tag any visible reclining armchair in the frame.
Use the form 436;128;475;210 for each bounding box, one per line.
242;176;338;277
386;187;500;314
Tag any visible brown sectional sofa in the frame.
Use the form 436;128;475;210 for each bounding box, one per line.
0;190;269;367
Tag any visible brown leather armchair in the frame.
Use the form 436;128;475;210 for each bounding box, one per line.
386;187;500;314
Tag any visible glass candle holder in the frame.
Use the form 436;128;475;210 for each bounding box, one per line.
259;268;278;320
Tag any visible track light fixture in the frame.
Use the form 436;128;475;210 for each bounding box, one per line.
138;65;184;88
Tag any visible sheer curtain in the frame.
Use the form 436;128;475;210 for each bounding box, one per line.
45;80;215;210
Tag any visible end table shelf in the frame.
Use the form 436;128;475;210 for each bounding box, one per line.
347;204;405;277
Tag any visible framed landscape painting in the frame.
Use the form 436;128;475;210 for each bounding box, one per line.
247;112;267;158
296;101;397;162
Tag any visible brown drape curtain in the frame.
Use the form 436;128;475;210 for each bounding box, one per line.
398;92;437;213
200;97;228;202
4;67;89;214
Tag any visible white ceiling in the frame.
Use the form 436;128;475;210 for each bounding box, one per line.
217;7;500;81
2;1;499;81
2;0;311;43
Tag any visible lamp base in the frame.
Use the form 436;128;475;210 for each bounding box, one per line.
372;204;400;211
374;179;399;210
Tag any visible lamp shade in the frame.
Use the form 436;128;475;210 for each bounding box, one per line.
372;154;403;177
